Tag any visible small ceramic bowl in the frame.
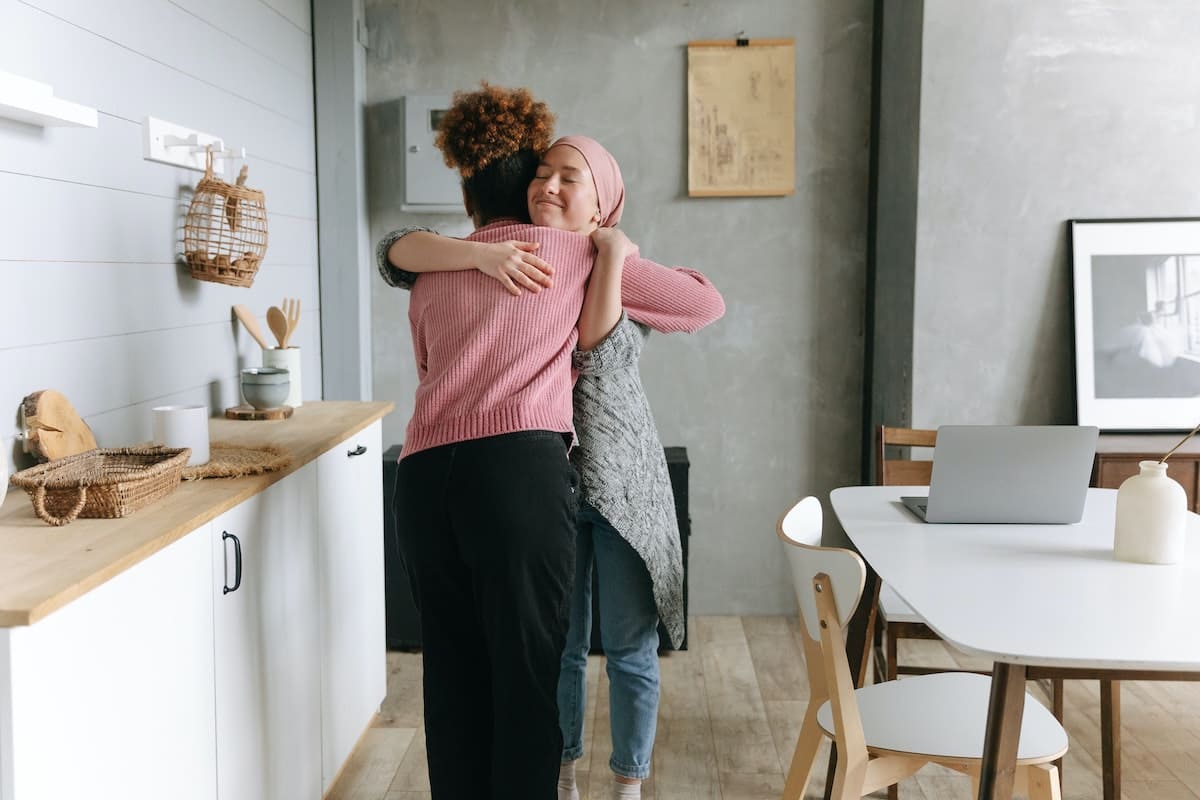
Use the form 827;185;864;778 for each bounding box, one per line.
240;367;291;409
240;367;290;384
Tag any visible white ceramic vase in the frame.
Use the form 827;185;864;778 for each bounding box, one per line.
1113;460;1186;564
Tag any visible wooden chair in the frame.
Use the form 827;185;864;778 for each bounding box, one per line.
871;426;939;688
776;497;1067;800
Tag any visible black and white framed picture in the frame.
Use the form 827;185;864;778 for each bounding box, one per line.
1072;217;1200;431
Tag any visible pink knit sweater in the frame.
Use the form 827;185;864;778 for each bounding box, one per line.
402;221;725;457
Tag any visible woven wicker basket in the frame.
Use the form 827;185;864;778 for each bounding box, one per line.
182;150;268;288
9;447;191;527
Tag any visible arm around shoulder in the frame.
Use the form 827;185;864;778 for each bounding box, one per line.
375;226;434;290
380;228;555;297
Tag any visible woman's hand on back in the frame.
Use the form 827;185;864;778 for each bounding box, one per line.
589;228;636;263
479;241;555;296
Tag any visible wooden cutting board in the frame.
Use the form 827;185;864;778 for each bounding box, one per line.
20;389;98;461
224;404;294;420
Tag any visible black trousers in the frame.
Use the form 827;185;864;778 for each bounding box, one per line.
394;431;579;800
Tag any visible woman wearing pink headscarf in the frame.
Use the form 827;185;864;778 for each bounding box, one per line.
382;135;723;800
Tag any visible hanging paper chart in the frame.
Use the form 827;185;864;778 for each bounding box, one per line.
687;38;795;197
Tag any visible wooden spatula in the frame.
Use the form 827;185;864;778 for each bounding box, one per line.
232;304;271;350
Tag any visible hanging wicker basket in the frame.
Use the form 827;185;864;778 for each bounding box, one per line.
183;150;268;288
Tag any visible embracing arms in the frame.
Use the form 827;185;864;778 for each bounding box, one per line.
574;229;724;376
377;227;554;296
377;226;724;334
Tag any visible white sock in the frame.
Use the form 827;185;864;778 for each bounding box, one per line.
558;760;579;800
613;777;641;799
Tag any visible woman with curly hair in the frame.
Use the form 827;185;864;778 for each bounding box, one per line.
380;84;577;800
380;86;723;800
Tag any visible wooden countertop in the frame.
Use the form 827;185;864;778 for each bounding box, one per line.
0;401;393;628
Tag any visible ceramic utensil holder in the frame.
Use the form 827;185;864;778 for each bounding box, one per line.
1113;460;1186;564
152;405;210;466
262;347;302;408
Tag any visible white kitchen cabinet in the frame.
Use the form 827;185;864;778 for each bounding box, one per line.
0;404;392;800
212;462;321;800
316;420;386;790
0;526;217;800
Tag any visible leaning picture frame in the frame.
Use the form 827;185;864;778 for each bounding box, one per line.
1071;217;1200;431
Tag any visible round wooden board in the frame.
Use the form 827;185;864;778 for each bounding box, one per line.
20;389;98;461
224;404;294;421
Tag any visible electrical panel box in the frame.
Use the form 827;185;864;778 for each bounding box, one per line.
402;95;462;212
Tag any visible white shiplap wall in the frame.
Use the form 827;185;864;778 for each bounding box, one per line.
0;0;320;476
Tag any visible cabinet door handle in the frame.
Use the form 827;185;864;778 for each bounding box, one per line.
222;531;243;595
348;444;367;457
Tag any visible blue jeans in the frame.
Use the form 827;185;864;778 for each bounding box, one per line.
557;502;660;780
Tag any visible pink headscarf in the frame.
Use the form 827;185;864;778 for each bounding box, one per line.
550;135;625;227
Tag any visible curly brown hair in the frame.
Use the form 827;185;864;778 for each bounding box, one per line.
434;82;556;178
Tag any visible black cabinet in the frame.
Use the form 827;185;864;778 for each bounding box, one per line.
382;444;422;650
381;445;691;652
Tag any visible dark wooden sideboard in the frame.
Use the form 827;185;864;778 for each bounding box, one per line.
1093;433;1200;512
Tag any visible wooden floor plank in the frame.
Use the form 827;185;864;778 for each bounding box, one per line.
378;651;423;728
659;646;711;721
652;716;721;799
344;617;1200;800
719;770;786;799
327;727;417;800
698;616;784;776
386;727;430;793
743;614;811;702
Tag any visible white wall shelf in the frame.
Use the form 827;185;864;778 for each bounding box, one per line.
0;72;98;128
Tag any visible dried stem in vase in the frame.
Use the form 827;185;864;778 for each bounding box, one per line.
1160;421;1200;464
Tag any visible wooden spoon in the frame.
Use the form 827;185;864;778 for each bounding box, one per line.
266;306;289;349
232;304;271;350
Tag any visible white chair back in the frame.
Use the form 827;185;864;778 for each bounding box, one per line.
776;496;866;637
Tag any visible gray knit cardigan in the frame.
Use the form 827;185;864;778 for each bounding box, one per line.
376;227;684;647
571;314;684;647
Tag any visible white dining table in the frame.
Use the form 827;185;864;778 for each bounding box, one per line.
829;486;1200;800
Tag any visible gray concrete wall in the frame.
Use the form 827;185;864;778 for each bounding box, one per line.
364;0;873;613
910;0;1200;427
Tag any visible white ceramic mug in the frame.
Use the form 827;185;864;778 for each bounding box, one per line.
152;405;210;466
262;347;302;408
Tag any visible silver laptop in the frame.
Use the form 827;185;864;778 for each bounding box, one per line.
901;425;1099;524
